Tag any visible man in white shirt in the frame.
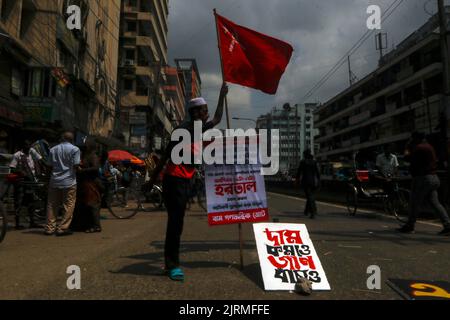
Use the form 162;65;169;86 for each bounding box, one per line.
10;141;43;180
376;144;399;197
9;140;43;229
376;144;399;178
45;132;81;236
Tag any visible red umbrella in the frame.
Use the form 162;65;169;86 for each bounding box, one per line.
108;150;144;165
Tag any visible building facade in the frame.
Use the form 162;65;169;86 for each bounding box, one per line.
163;66;186;126
118;0;171;153
257;103;318;174
315;11;450;167
0;0;121;151
175;58;201;115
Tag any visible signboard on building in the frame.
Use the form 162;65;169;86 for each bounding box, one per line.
153;136;162;150
253;223;330;291
205;163;269;226
131;125;147;136
20;97;56;123
129;112;147;125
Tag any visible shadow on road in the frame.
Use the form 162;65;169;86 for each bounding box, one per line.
237;263;265;291
111;240;257;277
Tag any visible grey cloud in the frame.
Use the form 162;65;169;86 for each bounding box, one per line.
168;0;438;129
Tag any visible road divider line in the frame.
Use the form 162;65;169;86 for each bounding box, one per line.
268;192;442;228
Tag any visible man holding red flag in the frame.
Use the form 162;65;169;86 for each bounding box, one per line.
215;12;294;95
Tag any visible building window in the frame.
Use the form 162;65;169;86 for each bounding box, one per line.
124;79;133;91
127;21;137;32
126;49;135;60
26;69;56;97
11;68;24;96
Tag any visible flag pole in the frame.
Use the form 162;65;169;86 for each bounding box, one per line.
214;9;244;271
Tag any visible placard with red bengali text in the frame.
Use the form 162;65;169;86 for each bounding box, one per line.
205;163;269;226
253;223;331;291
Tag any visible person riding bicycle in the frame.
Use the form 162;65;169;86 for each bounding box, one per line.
9;140;44;229
375;144;399;197
147;83;228;282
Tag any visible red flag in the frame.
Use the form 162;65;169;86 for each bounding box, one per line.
215;13;293;95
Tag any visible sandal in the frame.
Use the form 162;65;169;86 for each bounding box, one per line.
168;268;185;282
85;228;95;233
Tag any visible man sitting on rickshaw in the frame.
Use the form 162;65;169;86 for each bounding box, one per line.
374;144;399;197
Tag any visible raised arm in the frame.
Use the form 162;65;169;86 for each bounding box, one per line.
210;83;229;126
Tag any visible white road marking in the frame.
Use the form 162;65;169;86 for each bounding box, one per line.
268;192;442;228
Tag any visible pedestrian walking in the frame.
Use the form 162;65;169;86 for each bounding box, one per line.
397;132;450;236
45;132;81;236
147;83;228;282
296;150;321;219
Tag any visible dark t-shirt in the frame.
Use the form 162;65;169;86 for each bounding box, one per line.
408;142;437;177
164;120;215;180
297;159;321;188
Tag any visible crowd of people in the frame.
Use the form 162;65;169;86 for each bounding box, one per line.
6;132;146;235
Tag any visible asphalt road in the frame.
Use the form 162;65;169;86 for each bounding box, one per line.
0;192;448;300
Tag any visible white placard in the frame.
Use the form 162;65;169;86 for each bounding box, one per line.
205;163;269;226
253;223;331;291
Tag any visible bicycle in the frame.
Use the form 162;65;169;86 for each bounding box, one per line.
107;176;164;219
0;174;48;228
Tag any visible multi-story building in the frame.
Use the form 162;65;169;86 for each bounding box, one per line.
315;10;450;166
0;0;121;151
118;0;171;153
164;66;186;126
257;103;318;174
175;58;201;114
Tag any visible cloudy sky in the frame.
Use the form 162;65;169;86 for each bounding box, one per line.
167;0;443;129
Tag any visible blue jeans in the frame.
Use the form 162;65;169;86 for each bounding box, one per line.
408;175;450;228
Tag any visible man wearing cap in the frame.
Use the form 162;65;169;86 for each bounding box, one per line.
148;83;229;281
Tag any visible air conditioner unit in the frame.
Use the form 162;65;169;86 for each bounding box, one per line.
124;59;135;66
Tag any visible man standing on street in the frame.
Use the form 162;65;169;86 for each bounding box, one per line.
148;83;228;282
9;140;43;229
45;132;81;236
398;132;450;236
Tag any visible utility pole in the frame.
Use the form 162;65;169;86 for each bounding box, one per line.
375;33;388;64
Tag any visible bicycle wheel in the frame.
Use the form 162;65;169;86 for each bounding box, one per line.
0;202;7;243
391;188;410;223
108;188;140;220
346;186;358;216
133;185;163;215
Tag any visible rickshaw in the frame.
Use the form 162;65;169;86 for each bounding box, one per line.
346;152;410;222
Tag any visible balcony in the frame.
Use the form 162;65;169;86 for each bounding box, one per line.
121;91;149;108
136;36;158;61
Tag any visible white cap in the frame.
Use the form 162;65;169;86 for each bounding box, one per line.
188;97;207;109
